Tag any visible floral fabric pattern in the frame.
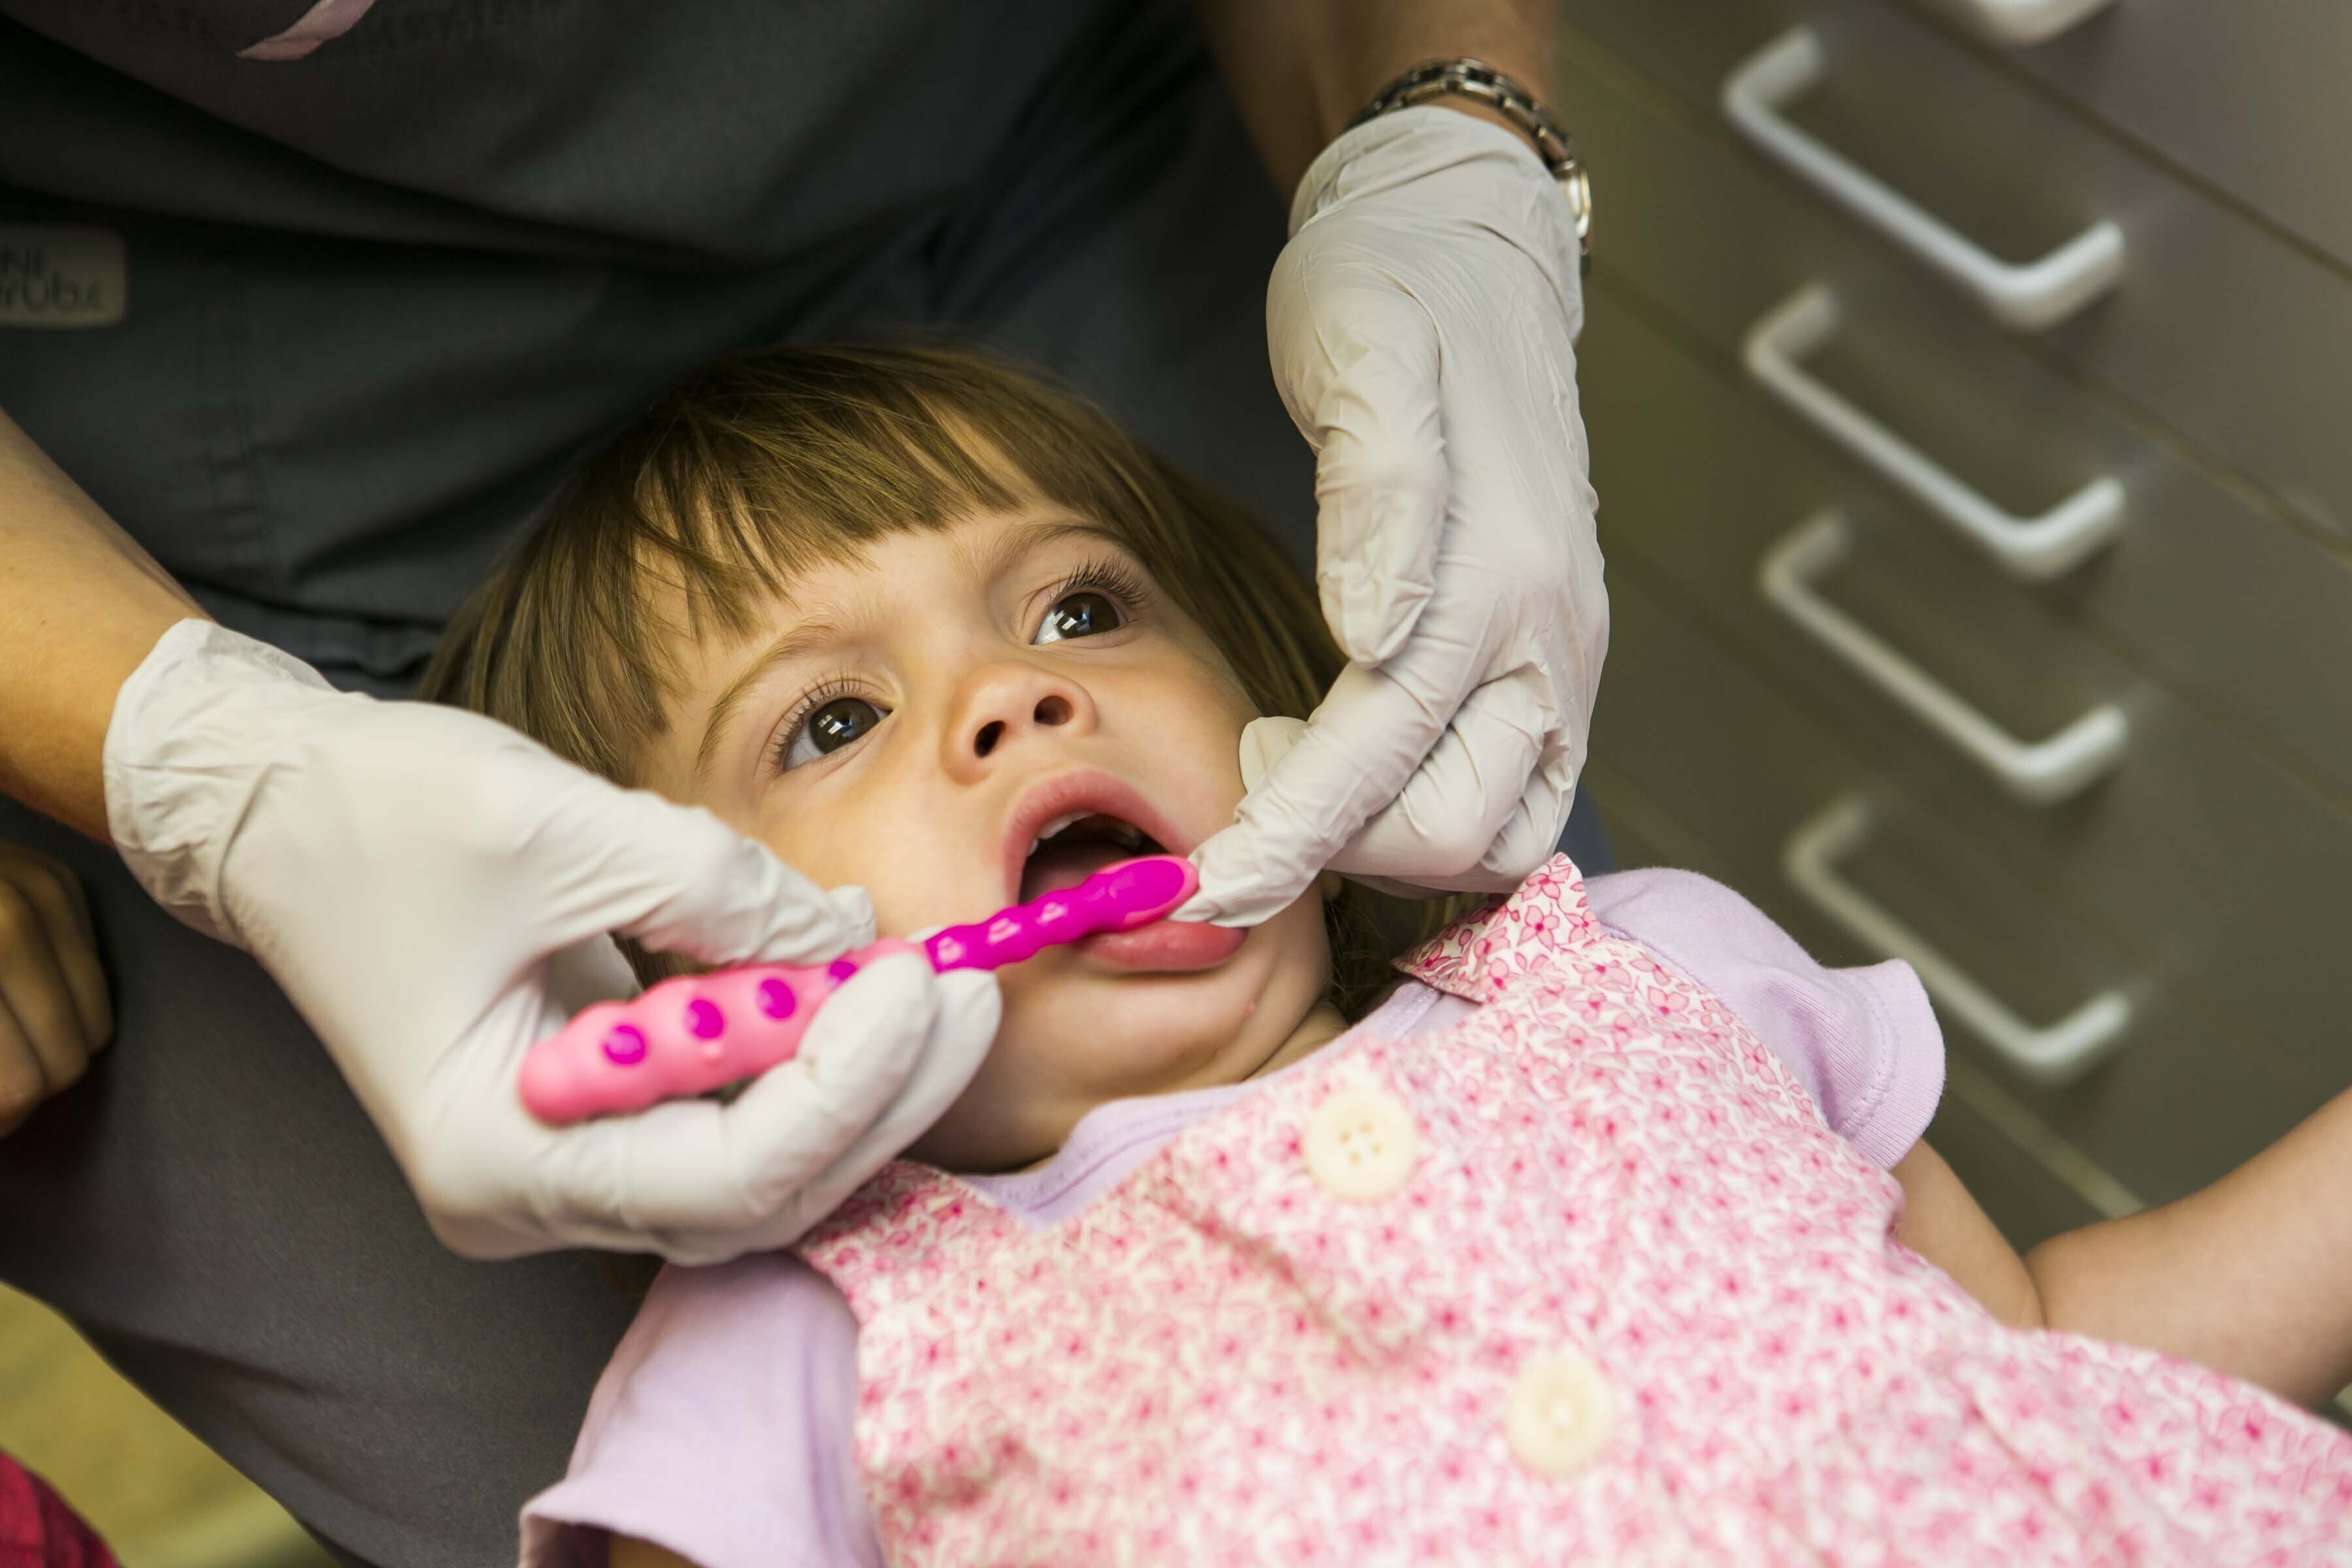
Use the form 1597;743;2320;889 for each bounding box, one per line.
796;857;2352;1565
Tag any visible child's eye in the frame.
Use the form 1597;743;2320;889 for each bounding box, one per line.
779;694;887;770
1034;591;1126;645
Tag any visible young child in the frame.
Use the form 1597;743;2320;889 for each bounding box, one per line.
427;346;2352;1567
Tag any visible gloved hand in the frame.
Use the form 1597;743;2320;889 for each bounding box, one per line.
1183;108;1608;925
104;621;1000;1263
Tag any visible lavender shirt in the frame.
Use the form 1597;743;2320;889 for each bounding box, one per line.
519;869;1945;1568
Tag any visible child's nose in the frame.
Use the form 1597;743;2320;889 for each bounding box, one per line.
945;662;1097;778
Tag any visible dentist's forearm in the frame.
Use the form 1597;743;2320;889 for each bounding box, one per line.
1198;0;1554;196
2026;1085;2352;1409
0;408;206;841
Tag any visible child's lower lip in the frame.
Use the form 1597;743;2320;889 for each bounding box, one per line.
1073;920;1246;972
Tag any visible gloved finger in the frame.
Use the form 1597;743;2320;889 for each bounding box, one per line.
670;969;1002;1263
1181;659;1468;926
1318;668;1558;891
1291;285;1448;666
549;778;876;968
1477;756;1578;888
0;884;95;1083
566;954;973;1237
0;858;110;1049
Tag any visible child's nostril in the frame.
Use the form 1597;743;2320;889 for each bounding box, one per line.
1034;695;1073;727
973;720;1004;757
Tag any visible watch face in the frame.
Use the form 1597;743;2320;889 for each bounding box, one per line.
1560;165;1593;259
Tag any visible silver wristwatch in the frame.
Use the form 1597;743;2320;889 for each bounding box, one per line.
1347;57;1592;272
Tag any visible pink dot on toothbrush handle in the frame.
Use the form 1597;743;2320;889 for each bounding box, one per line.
601;1024;648;1066
755;977;797;1020
683;998;725;1039
826;958;859;985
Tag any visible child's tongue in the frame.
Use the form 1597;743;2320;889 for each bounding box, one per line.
1018;836;1133;903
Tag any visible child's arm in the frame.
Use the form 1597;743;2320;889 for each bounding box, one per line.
1895;1089;2352;1408
0;843;112;1135
611;1535;698;1568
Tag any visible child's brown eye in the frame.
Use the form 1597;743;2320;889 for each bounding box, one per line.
781;696;886;770
1035;591;1124;645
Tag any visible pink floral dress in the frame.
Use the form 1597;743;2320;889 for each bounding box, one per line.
795;858;2352;1565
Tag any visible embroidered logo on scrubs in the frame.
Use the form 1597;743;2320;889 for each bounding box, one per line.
0;227;125;329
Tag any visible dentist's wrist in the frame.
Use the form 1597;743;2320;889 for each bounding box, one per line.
1343;57;1590;270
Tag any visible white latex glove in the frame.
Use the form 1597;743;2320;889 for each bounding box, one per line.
104;621;1000;1263
1183;107;1608;924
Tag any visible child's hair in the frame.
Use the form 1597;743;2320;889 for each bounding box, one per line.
419;342;1473;1016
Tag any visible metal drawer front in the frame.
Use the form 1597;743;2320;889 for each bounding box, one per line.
1590;568;2336;1208
1721;25;2125;331
1558;0;2352;542
1579;289;2352;1084
1553;37;2352;806
1912;0;2352;273
1782;790;2131;1083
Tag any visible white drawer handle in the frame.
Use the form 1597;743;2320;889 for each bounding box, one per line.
1923;0;2118;48
1744;286;2125;580
1759;512;2130;804
1721;27;2125;331
1784;793;2131;1085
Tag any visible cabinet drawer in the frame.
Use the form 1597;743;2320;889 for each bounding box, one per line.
1580;285;2352;1088
1899;0;2352;274
1591;565;2337;1207
1555;33;2352;805
1558;0;2352;541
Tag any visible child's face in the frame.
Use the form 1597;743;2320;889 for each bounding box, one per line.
636;506;1337;1169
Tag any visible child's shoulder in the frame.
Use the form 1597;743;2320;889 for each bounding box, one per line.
1582;865;1804;969
1521;862;1946;1173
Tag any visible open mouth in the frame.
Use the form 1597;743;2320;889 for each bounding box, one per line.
1000;771;1190;908
996;770;1239;973
1018;811;1168;904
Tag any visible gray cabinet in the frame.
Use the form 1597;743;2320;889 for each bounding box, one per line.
1561;0;2352;1253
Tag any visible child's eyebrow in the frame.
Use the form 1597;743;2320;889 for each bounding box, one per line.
965;515;1132;580
694;612;855;782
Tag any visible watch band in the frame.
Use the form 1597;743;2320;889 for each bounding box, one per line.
1347;57;1592;272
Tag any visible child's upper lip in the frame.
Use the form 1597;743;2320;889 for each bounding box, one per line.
998;768;1194;907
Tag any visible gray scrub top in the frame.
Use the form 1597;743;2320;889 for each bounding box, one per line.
0;0;1112;688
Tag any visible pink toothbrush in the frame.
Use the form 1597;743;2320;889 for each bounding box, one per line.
519;855;1200;1124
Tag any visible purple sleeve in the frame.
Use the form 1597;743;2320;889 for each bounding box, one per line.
1584;868;1944;1169
519;1253;880;1568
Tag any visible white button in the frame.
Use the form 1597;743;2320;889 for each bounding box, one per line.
1506;1349;1614;1477
1303;1086;1419;1201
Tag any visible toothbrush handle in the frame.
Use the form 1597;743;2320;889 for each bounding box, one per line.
517;939;917;1124
519;857;1200;1124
